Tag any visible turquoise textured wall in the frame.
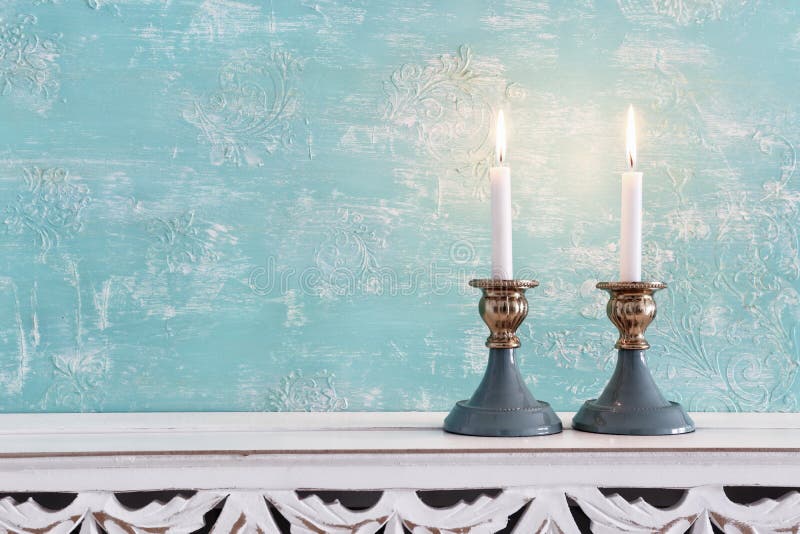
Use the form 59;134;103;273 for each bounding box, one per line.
0;0;797;412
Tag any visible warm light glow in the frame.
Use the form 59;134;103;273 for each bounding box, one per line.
626;104;637;170
496;110;507;165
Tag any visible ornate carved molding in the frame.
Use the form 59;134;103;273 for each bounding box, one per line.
0;486;796;533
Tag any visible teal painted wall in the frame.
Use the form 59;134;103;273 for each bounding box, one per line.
0;0;797;412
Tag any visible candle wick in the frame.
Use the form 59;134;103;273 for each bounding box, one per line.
627;153;634;170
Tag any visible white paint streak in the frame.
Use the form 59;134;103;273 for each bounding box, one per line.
93;280;113;331
188;0;263;42
30;282;40;349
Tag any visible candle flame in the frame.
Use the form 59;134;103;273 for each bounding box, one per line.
496;110;506;165
626;104;636;170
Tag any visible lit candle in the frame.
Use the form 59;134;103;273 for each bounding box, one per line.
490;111;513;279
620;105;642;281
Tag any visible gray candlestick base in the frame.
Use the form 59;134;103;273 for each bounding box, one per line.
571;349;695;435
444;348;562;437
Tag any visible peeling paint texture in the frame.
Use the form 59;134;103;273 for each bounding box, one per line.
0;0;797;412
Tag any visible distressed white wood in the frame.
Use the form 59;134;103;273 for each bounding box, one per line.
688;486;800;533
0;413;795;531
0;412;797;454
0;492;222;534
570;486;800;534
1;451;799;492
572;487;700;533
269;490;392;533
0;494;82;533
268;489;528;534
510;489;581;534
0;412;796;491
0;486;796;534
210;491;281;534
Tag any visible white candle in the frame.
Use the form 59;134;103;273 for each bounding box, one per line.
490;111;513;279
620;105;643;282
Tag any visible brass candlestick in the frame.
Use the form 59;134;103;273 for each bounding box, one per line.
443;279;563;437
572;282;695;435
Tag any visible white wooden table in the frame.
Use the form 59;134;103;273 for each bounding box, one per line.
0;412;797;532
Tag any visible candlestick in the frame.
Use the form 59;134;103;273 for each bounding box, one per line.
620;105;642;281
490;111;513;279
443;279;562;437
572;282;694;435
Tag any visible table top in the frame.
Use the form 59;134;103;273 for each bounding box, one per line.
0;411;796;456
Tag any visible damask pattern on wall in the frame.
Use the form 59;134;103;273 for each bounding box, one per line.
0;0;796;412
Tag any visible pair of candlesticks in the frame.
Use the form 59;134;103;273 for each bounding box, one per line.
443;278;695;437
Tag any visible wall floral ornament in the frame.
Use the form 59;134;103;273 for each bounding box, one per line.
184;48;302;167
46;344;109;410
0;14;61;111
265;369;348;412
313;208;385;299
384;45;520;198
146;210;219;275
651;130;800;412
4;167;89;262
618;0;753;25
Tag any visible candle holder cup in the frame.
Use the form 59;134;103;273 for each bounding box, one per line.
572;282;694;435
444;279;563;437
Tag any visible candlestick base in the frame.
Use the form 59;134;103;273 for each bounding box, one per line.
572;349;694;435
572;282;694;436
444;348;562;437
443;279;562;437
